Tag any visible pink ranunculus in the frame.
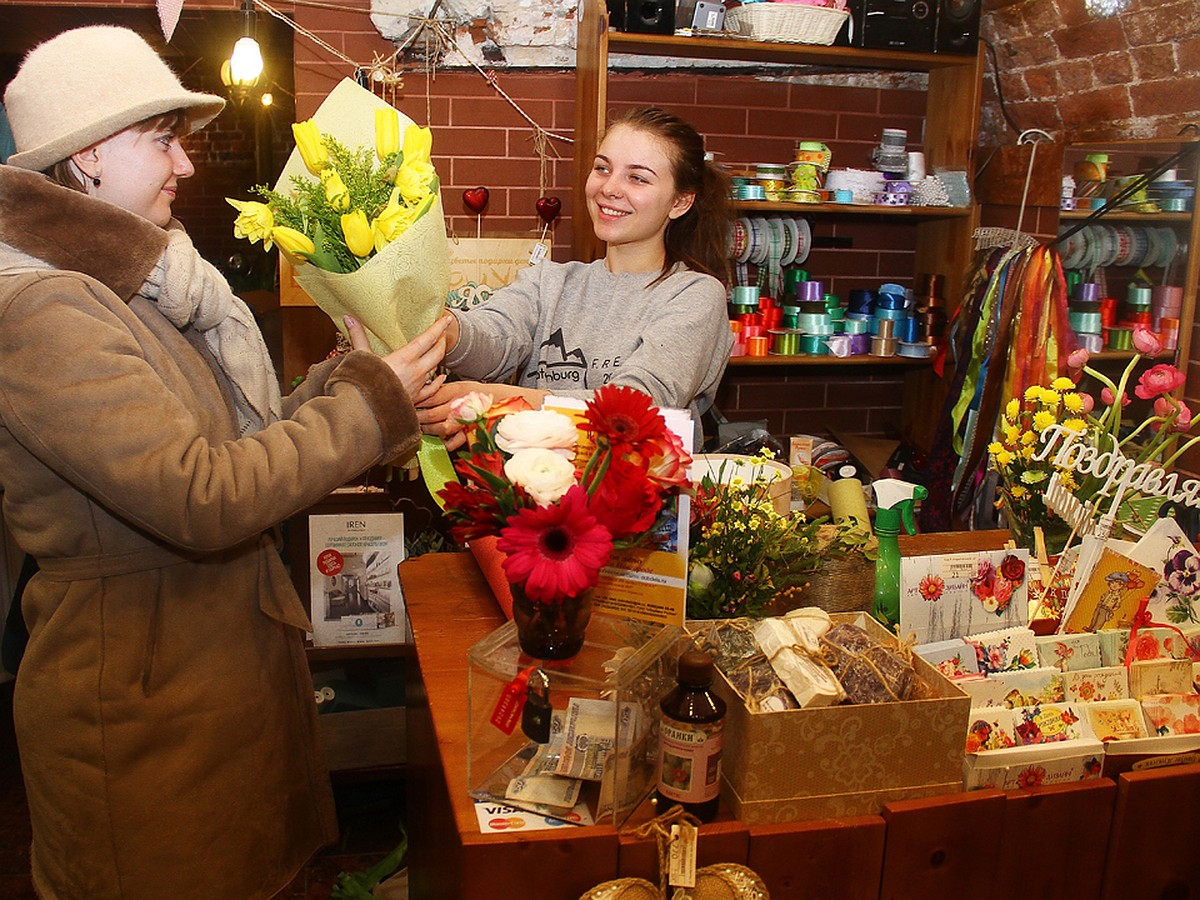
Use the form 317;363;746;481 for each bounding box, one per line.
1101;386;1131;408
1135;363;1186;400
1132;325;1164;358
1067;348;1091;382
1078;392;1095;414
1153;396;1194;433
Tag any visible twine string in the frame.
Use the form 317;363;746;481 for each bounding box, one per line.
622;805;702;900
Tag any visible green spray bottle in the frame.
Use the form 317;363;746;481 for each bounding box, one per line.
871;478;928;630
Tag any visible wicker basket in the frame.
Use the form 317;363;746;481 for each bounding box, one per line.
725;3;850;45
763;553;875;616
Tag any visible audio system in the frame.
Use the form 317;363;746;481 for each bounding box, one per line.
836;0;980;55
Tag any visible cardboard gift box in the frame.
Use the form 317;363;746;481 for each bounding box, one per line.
709;611;971;823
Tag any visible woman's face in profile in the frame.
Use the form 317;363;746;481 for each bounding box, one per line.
86;124;195;227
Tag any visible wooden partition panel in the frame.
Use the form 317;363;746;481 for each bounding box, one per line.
1102;762;1200;900
748;816;886;898
880;789;1005;899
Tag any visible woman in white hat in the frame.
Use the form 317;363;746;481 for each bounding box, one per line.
1;25;448;899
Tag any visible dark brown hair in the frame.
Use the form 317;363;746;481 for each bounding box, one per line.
604;106;733;287
44;109;188;193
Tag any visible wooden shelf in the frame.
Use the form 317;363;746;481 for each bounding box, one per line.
605;30;979;72
728;353;932;367
1060;210;1192;223
733;201;973;217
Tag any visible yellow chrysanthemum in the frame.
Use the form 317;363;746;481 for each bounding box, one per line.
1033;410;1056;431
1010;485;1029;500
1021;430;1037;445
1062;392;1084;413
1058;469;1078;490
1051;376;1075;391
988;441;1004;455
1039;389;1061;408
1024;386;1042;402
1062;417;1087;433
1021;470;1048;484
995;449;1016;467
1004;423;1021;444
1005;398;1020;419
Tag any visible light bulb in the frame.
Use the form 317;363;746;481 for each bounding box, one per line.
229;36;264;86
260;92;274;107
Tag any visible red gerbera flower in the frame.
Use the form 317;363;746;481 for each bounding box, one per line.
497;485;614;603
582;385;667;450
587;458;662;540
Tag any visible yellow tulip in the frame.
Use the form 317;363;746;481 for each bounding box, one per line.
402;124;432;167
226;198;274;249
322;169;351;212
292;120;329;175
375;108;401;162
372;187;418;251
341;210;374;258
396;160;435;204
271;226;315;263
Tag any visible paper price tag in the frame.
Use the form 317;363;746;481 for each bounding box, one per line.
667;822;697;888
529;241;549;265
490;666;535;735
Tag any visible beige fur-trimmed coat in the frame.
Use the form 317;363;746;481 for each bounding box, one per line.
0;166;420;899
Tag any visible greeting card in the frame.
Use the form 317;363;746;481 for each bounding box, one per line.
1029;546;1078;628
963;740;1105;790
965;707;1017;752
915;638;979;679
1126;516;1200;626
1128;658;1195;698
900;550;1031;644
959;667;1066;709
1035;632;1102;672
1141;693;1200;736
1011;703;1083;745
1061;548;1158;634
1062;666;1129;703
1125;626;1187;663
1083;699;1149;742
964;626;1039;675
1098;629;1131;666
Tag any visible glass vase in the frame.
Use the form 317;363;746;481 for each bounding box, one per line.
511;583;594;661
1007;513;1074;558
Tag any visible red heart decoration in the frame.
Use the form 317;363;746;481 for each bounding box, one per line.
536;196;562;225
462;186;490;214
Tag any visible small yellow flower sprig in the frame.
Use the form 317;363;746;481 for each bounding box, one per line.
226;110;439;274
988;378;1087;528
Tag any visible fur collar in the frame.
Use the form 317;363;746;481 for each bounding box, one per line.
0;165;169;302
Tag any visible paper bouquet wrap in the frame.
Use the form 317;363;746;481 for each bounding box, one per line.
274;78;449;354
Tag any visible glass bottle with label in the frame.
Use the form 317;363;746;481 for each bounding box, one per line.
655;648;726;822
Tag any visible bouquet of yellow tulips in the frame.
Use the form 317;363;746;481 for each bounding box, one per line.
226;78;449;354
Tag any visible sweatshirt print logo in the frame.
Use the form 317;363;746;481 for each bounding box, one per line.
531;327;588;386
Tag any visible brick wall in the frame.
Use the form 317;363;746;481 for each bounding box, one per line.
980;0;1200;144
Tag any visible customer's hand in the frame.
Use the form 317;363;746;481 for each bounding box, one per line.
345;314;451;403
418;382;550;451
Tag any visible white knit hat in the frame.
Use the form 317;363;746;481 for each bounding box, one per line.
4;25;226;171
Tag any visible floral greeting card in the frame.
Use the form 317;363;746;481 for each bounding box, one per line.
915;638;979;680
1141;693;1200;736
1035;632;1102;672
1128;658;1195;698
1012;703;1083;745
959;667;1066;709
900;550;1031;644
1083;700;1149;742
1061;548;1158;634
1062;666;1129;703
1126;516;1200;628
965;707;1017;752
965;625;1039;675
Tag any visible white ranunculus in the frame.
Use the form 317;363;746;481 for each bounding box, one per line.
495;409;578;457
504;448;578;506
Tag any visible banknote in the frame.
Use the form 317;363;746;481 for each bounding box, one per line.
554;697;616;781
505;772;581;809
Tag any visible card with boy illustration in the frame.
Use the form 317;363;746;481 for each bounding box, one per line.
1061;548;1158;634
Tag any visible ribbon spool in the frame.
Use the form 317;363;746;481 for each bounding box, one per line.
746;335;769;357
843;318;870;335
898;341;934;359
1107;327;1133;351
1077;333;1103;353
1077;282;1101;303
848;333;871;354
769;328;801;356
1161;316;1180;349
875;306;908;321
848;289;875;315
1128;284;1153;305
731;285;760;306
875;318;897;339
799;333;828;355
797;281;824;303
870;336;898;357
895;316;919;343
797;313;833;334
1069;311;1103;334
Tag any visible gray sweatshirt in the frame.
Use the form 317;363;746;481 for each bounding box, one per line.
446;259;732;429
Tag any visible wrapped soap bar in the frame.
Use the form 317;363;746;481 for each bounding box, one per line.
687;618;800;711
754;611;845;708
821;622;918;704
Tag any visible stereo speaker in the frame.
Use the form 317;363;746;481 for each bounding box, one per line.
623;0;675;34
838;0;936;54
935;0;981;54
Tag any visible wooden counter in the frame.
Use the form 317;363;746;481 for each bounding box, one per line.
400;538;1200;899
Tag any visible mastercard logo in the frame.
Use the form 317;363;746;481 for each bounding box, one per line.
487;817;527;830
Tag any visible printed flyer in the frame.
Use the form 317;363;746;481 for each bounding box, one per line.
309;512;408;646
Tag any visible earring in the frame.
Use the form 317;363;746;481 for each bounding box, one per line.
92;176;101;188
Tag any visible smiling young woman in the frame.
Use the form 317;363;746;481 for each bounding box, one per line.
420;106;734;450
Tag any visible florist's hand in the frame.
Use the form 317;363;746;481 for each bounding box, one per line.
345;314;450;404
417;380;487;451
